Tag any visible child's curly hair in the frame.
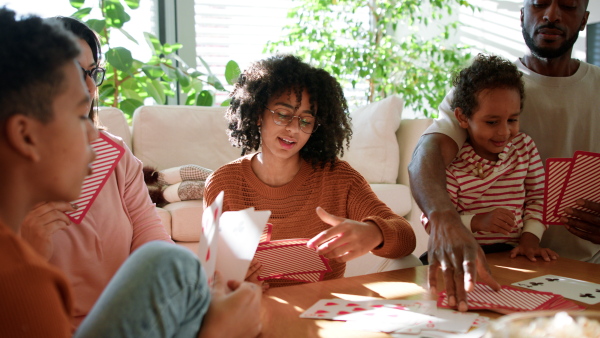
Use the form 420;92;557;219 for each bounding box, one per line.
225;54;352;168
451;54;524;119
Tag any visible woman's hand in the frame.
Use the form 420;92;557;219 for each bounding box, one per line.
306;207;383;263
245;258;269;292
20;201;76;259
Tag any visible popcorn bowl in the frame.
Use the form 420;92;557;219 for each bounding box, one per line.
484;310;600;338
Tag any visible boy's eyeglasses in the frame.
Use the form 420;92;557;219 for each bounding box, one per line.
265;106;319;134
81;67;105;86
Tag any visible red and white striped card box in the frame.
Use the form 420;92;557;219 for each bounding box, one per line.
255;238;331;282
65;132;125;224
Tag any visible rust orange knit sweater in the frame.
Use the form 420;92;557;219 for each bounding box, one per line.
204;154;416;287
0;222;72;337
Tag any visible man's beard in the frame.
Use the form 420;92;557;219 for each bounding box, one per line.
522;25;580;59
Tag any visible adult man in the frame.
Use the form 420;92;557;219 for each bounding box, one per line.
0;7;261;337
408;0;600;312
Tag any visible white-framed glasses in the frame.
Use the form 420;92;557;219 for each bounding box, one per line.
265;106;319;134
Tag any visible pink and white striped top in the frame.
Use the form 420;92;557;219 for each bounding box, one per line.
423;132;546;246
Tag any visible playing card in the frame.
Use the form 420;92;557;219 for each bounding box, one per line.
300;299;437;320
216;208;271;283
555;151;600;220
260;223;272;242
198;191;224;282
544;158;572;225
341;305;477;334
65;132;125;224
255;239;331;282
513;274;600;305
438;283;560;312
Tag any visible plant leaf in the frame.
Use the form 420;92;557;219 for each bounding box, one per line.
69;0;85;9
70;7;92;20
141;65;163;79
176;68;191;88
224;60;241;85
144;32;163;56
220;98;231;107
119;98;144;116
145;79;165;105
118;28;138;44
104;1;131;28
208;74;225;91
106;47;134;72
86;19;106;34
124;0;140;10
196;90;213;106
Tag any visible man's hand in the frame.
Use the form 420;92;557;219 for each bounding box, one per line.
306;207;383;263
198;272;262;338
19;201;76;259
509;232;558;261
561;199;600;244
427;210;501;312
471;208;515;235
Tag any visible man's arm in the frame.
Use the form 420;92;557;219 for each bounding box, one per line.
408;133;500;312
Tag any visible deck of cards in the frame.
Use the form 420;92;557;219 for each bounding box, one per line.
300;298;490;336
544;151;600;224
199;192;330;284
438;282;586;314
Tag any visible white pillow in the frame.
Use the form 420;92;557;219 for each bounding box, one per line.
342;95;403;184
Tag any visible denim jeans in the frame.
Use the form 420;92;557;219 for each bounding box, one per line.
75;241;210;338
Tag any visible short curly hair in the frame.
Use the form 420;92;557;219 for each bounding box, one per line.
226;55;352;168
0;8;80;124
451;54;524;119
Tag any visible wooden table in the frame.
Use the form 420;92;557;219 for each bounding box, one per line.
259;253;600;337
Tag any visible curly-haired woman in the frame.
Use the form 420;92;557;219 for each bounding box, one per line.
203;55;416;288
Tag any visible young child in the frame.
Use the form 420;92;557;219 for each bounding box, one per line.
422;54;557;262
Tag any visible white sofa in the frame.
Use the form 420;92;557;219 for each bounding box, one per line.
98;95;433;276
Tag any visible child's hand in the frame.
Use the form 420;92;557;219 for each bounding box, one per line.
471;208;515;234
244;258;269;292
509;232;558;262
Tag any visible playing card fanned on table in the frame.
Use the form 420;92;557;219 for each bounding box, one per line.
65;132;125;224
513;274;600;305
437;282;585;313
300;299;486;335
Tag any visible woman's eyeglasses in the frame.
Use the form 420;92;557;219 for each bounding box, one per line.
265;106;319;134
81;67;106;86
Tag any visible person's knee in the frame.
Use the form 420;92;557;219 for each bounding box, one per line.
131;241;205;285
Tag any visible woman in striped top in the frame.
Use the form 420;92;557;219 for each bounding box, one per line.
422;54;558;262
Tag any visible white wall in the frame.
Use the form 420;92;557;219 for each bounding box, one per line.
588;1;600;24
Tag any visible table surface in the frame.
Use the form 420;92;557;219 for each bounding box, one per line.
259;253;600;337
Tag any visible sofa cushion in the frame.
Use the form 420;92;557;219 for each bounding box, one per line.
164;183;411;243
341;95;403;184
132;106;240;171
97;107;132;150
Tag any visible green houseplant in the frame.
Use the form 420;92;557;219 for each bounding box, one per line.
266;0;477;117
68;0;241;118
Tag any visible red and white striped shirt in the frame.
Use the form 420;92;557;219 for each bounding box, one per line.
422;132;546;246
